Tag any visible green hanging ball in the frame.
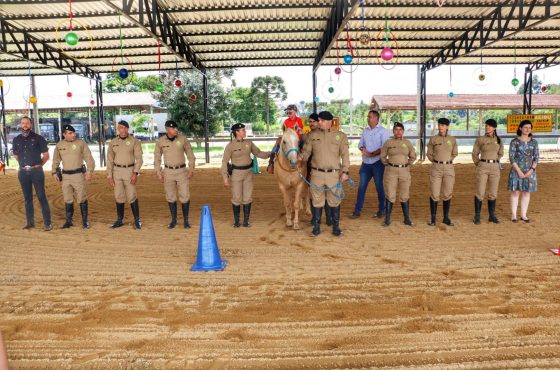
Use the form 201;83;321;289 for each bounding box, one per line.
511;78;519;87
65;32;79;46
155;83;164;93
328;86;334;93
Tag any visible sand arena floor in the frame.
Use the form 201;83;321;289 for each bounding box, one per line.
1;163;560;369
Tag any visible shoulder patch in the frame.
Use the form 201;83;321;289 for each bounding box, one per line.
335;134;340;141
126;141;131;146
176;140;182;147
447;140;452;146
72;144;77;150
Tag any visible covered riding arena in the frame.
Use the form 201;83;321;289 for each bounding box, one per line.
1;0;560;368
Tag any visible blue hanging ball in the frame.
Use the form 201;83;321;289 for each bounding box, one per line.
448;91;454;98
118;68;129;79
314;96;320;102
344;54;353;64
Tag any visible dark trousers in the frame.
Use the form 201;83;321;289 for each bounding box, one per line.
353;161;385;214
18;168;51;226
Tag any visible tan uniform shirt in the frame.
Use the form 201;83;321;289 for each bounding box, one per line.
380;138;416;166
51;139;95;174
427;134;458;163
221;139;270;179
106;135;143;176
301;128;350;172
472;134;504;165
154;134;196;176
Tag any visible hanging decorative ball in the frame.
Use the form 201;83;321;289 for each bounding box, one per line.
381;47;394;61
478;73;486;82
314;96;320;102
118;68;129;79
90;99;95;105
189;93;197;101
359;33;370;45
541;85;547;92
448;91;454;98
174;79;183;87
343;54;353;64
328;86;335;94
29;96;37;104
511;78;519;87
0;80;3;88
155;83;164;93
66;91;73;98
65;32;79;46
334;66;342;75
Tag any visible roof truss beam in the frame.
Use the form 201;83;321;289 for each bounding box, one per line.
0;18;99;79
425;0;560;70
527;48;560;71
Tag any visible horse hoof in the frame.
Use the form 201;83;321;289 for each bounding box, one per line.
293;223;300;230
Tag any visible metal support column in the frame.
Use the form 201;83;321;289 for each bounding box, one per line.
31;75;39;132
419;66;427;160
312;69;317;113
0;84;8;169
523;66;533;114
203;72;210;164
95;79;106;167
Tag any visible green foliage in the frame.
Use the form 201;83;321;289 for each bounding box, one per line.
103;73;162;93
517;74;544;95
250;76;287;134
156;69;232;145
131;114;149;133
229;87;260;124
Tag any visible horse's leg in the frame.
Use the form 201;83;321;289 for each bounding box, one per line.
293;182;305;230
279;183;293;227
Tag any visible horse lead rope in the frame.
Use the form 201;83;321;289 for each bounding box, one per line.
298;172;356;202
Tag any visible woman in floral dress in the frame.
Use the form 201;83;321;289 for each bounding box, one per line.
508;120;539;223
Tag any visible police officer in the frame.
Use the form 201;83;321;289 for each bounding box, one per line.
300;111;350;237
106;120;143;229
380;122;416;227
154;120;196;229
426;118;458;226
222;123;271;227
51;124;95;229
472;118;503;224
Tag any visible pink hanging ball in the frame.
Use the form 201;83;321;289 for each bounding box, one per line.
381;47;394;61
334;67;342;75
66;91;72;98
90;99;95;105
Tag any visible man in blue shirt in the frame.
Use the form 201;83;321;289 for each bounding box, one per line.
12;116;52;230
351;110;390;218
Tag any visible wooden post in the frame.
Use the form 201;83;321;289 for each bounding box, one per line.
466;109;470;131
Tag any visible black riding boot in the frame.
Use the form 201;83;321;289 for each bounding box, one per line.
131;199;142;230
384;199;393;226
243;203;252;227
309;199;314;225
473;196;482;225
311;206;322;236
79;201;90;229
428;198;437;226
62;203;74;229
325;203;333;226
167;202;177;229
232;204;241;228
401;200;413;226
443;199;454;226
182;201;191;228
488;199;500;224
330;205;342;236
111;202;125;228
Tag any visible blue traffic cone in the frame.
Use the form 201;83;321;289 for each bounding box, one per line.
252;155;261;174
191;205;227;271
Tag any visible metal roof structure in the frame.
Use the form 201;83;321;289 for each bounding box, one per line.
371;94;560;110
1;0;560;77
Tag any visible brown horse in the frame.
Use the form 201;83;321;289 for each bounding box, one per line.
273;128;310;230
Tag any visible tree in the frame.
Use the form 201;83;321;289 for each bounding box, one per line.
517;74;543;95
230;87;259;124
157;69;233;146
250;76;287;134
131;114;148;133
103;74;161;93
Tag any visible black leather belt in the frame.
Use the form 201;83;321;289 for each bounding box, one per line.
232;163;252;170
433;160;453;164
165;163;186;169
388;163;408;168
480;159;498;163
312;167;339;173
114;163;134;168
62;168;84;175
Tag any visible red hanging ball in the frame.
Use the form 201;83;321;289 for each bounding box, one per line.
541;85;547;92
189;94;197;101
174;79;183;87
66;91;73;98
90;99;95;105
